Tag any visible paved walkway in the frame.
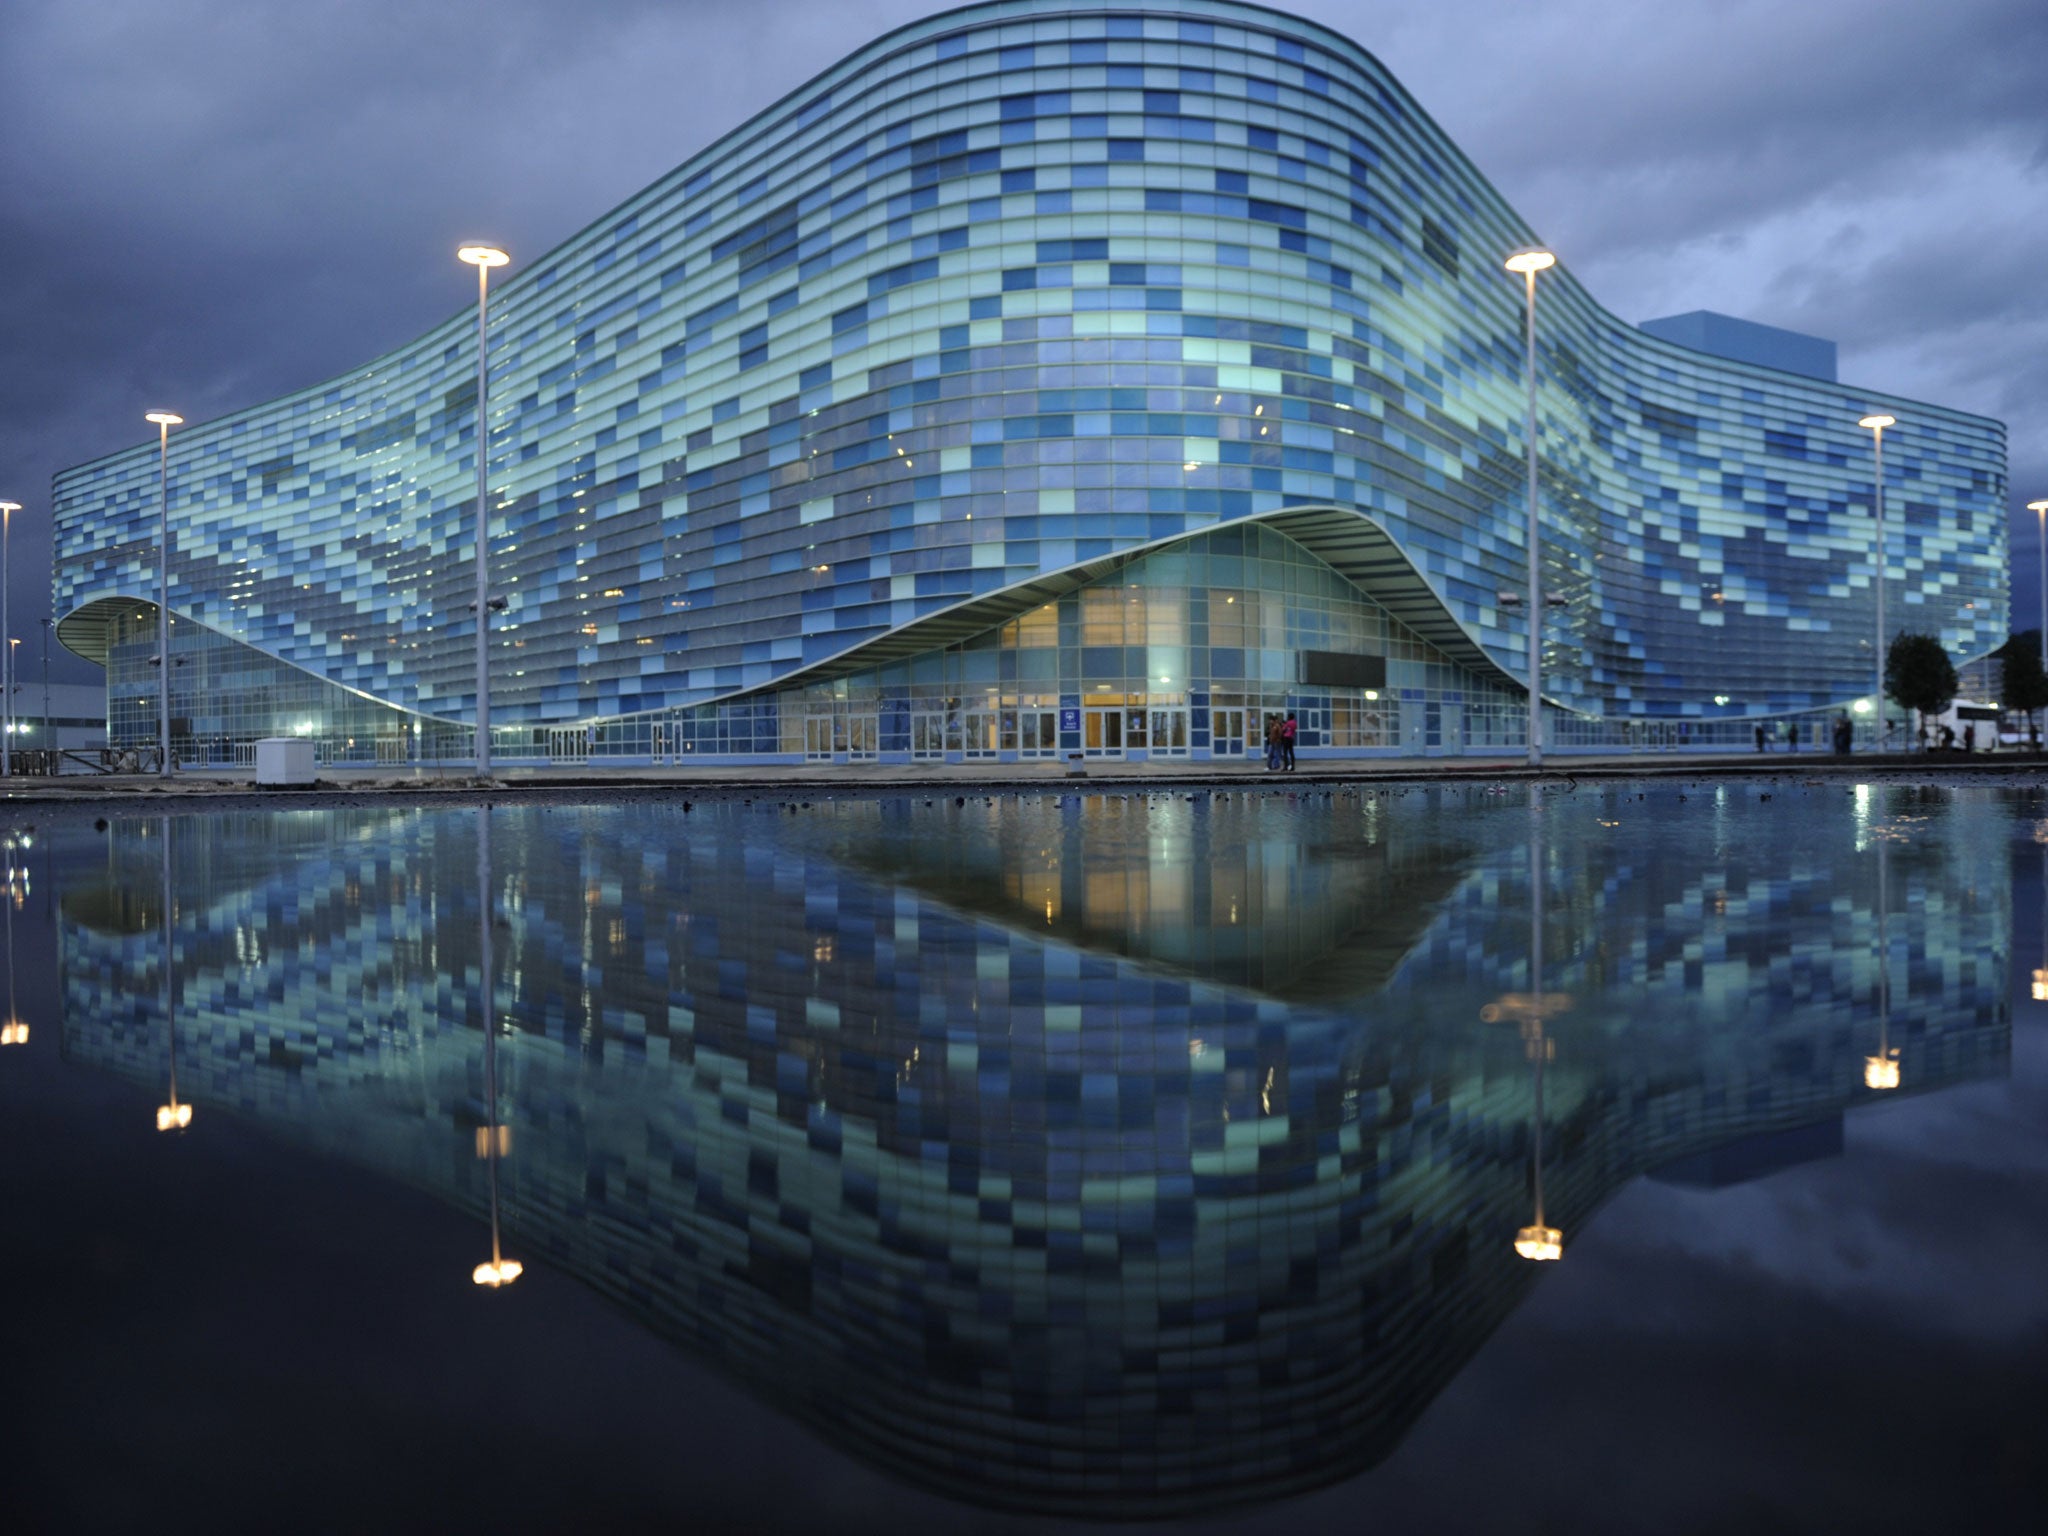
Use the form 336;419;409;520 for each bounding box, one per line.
3;749;2042;804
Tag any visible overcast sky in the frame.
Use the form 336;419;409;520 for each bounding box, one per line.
3;0;2044;684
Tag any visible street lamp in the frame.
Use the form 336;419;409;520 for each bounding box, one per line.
144;412;183;777
2028;499;2048;687
39;616;51;765
1859;414;1895;750
1505;248;1557;767
0;499;18;777
457;245;510;778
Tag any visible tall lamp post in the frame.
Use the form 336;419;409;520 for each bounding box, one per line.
1505;248;1557;767
457;244;510;778
2028;498;2048;685
39;617;50;764
0;499;18;777
1858;414;1895;750
145;412;183;777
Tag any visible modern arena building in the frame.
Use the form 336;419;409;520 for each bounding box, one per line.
52;0;2008;767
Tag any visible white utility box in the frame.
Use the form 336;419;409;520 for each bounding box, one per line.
255;737;315;786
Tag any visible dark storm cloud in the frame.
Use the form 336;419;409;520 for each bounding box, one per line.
2;0;2042;682
1353;0;2048;567
1434;0;2048;247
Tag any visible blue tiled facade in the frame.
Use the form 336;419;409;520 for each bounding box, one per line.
53;0;2007;764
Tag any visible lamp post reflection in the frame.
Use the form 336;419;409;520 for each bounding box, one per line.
2033;819;2048;1005
471;806;522;1288
155;815;192;1130
1482;789;1571;1260
1864;828;1899;1091
1;833;25;1045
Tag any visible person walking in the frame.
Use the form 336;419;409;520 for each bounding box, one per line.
1281;712;1297;771
1784;719;1799;753
1754;722;1766;753
1263;714;1281;771
1963;721;1976;754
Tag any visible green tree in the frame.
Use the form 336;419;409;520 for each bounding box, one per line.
1885;633;1957;749
1998;636;2048;749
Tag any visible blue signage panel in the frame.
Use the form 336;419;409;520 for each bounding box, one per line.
1059;707;1081;731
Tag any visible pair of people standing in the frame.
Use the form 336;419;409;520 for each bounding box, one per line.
1263;713;1297;771
1755;720;1803;752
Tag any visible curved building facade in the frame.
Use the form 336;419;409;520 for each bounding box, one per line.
53;0;2007;764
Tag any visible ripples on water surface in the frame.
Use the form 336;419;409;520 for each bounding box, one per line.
2;781;2044;1532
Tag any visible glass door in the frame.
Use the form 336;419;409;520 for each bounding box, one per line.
1014;709;1059;759
846;715;877;760
1083;707;1124;758
1149;707;1189;757
961;711;1000;759
804;716;835;760
1212;707;1247;756
911;712;951;759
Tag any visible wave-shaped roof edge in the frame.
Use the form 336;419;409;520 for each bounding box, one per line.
55;596;443;724
683;503;1530;714
56;506;1535;725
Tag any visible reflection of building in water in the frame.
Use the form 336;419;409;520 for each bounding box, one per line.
57;793;2009;1517
825;791;1474;997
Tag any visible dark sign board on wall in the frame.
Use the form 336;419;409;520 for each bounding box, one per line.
1297;650;1387;690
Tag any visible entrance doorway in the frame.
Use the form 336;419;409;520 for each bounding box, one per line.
910;711;956;759
1148;707;1189;757
961;710;1000;759
1005;708;1059;759
1083;707;1125;758
1211;707;1248;758
548;726;589;764
803;715;836;761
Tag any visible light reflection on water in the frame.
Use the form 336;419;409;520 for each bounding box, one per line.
19;783;2020;1515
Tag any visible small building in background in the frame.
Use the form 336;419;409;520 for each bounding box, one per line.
8;680;107;759
1638;311;1840;383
